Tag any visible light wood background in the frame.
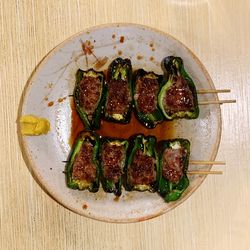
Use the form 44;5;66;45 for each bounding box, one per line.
1;0;250;249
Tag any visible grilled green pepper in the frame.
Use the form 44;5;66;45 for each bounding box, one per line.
158;139;190;202
133;69;164;128
99;137;129;196
74;69;105;130
65;131;100;192
125;134;159;192
158;56;199;120
103;58;133;123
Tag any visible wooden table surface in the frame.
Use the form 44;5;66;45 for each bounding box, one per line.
1;0;249;249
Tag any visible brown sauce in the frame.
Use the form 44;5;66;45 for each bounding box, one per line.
70;99;174;146
81;40;93;55
113;196;120;202
137;55;143;60
70;100;84;146
119;36;124;43
82;203;88;209
98;113;174;141
58;97;67;103
48;101;54;107
94;57;108;70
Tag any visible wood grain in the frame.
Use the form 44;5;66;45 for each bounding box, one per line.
1;0;250;249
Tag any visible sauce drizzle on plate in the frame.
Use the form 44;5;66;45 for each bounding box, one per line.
70;99;175;146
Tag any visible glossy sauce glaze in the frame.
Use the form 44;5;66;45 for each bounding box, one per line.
70;99;175;146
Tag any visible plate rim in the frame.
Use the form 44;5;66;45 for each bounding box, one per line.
17;22;222;223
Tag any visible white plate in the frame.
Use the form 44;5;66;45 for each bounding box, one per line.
18;23;221;223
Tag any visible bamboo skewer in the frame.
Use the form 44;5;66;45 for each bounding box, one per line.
69;89;235;105
63;160;225;165
190;88;234;105
69;96;236;105
189;160;225;165
188;170;223;175
62;160;224;175
197;89;231;94
69;90;232;95
189;161;225;175
199;99;236;105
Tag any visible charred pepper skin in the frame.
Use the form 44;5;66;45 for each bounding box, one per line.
158;139;190;202
125;134;159;192
65;132;100;192
74;69;105;131
159;56;199;120
99;137;129;196
103;58;133;124
133;69;164;128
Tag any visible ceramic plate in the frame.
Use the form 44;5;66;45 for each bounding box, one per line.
18;23;221;223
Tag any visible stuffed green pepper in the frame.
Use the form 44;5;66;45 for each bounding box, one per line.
159;56;199;120
100;137;129;196
133;69;164;128
125;134;159;192
65;131;100;192
74;69;105;130
103;58;133;123
158;139;190;202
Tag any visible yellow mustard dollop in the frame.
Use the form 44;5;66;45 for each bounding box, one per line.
20;115;50;136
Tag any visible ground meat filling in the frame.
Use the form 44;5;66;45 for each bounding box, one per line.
106;79;131;115
79;76;101;115
72;143;96;182
135;77;159;114
164;76;194;115
128;150;156;185
162;147;187;183
102;143;125;183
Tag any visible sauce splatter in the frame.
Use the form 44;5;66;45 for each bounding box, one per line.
112;34;116;39
58;97;67;103
48;101;54;107
94;56;108;70
81;40;94;55
119;36;125;43
149;42;154;47
44;96;48;101
150;56;154;61
152;48;155;52
137;55;143;60
118;50;122;56
82;203;88;209
114;196;120;202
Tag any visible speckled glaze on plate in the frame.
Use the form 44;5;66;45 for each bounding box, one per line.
17;23;221;223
